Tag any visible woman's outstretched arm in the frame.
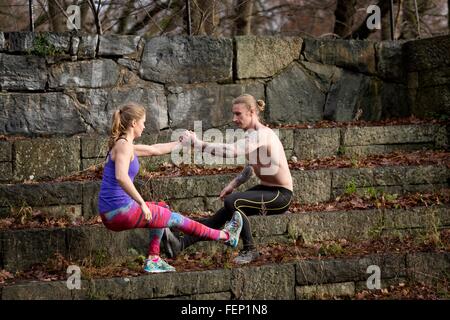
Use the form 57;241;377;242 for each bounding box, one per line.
134;141;181;157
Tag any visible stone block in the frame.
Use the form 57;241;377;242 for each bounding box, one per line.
49;59;120;89
231;263;295;299
0;54;47;90
14;138;80;181
167;83;264;130
140;36;232;84
266;63;324;124
236;36;302;79
292;170;332;204
0;92;87;136
294;128;340;160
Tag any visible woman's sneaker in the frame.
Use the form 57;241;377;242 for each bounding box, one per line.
223;211;243;248
144;257;176;273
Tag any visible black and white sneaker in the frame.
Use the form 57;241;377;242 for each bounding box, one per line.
233;249;260;264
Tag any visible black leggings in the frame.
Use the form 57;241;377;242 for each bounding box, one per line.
180;185;293;251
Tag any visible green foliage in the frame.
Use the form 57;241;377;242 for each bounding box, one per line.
344;178;357;195
364;187;378;199
337;145;346;156
318;242;344;256
384;193;398;202
91;249;110;268
199;256;214;267
27;35;63;56
368;215;386;239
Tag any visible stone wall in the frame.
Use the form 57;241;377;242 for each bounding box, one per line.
403;35;450;118
1;32;448;139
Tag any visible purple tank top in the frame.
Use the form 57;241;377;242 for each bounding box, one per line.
98;154;140;213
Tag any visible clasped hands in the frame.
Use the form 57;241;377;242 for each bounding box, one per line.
178;130;199;147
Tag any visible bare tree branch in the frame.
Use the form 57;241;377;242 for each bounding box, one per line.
88;0;103;34
334;0;357;38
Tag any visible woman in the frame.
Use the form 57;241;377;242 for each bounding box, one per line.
98;102;242;273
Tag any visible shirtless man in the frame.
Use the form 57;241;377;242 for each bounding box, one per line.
163;94;293;264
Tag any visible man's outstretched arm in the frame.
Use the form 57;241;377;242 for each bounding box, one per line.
190;131;262;158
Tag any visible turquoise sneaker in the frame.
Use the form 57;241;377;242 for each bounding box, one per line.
144;257;176;273
223;211;243;248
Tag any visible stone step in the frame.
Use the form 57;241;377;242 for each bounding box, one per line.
0;123;447;183
1;250;448;300
1;163;448;218
1;205;448;272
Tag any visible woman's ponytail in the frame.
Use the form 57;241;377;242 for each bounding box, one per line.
108;110;123;150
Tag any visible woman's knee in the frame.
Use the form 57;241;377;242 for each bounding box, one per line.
101;218;127;232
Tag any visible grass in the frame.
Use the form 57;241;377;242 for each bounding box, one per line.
345;178;357;195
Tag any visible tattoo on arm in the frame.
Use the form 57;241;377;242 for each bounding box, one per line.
235;165;254;187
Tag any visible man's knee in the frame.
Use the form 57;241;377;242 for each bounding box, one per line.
223;194;238;213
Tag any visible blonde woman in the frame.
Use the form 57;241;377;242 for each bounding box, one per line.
98;102;242;273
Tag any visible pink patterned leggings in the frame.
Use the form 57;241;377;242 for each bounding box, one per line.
100;201;222;256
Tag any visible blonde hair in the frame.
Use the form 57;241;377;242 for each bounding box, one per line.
232;94;265;114
108;102;146;150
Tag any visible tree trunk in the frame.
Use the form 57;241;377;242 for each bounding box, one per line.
394;0;404;39
234;0;254;35
448;0;449;31
402;0;419;39
380;0;391;40
333;0;357;38
48;0;68;32
400;0;428;39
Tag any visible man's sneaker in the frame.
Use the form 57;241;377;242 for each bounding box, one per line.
233;249;260;264
143;257;176;273
222;211;243;248
162;228;182;259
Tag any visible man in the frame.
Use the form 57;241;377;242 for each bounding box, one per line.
163;94;293;264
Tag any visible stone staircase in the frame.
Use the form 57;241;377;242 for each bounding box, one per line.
2;251;449;300
0;122;449;300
